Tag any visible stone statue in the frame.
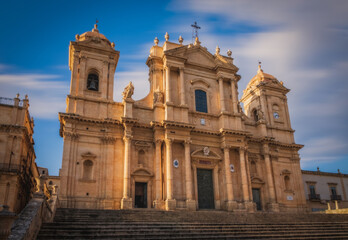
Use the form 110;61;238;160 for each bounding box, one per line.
153;88;164;103
122;81;134;100
203;147;210;156
257;109;265;121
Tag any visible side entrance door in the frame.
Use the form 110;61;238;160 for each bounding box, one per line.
135;182;147;208
197;168;215;209
252;188;262;211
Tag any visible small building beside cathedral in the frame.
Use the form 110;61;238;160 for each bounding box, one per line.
58;24;307;212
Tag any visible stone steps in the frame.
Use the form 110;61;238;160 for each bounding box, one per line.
37;208;348;239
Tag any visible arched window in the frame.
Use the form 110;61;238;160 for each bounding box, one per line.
83;160;93;180
252;109;258;122
87;73;99;91
250;161;257;177
195;90;208;113
49;181;53;185
138;150;146;166
284;176;290;190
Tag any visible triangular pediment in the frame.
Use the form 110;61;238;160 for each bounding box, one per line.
186;48;216;68
131;167;153;177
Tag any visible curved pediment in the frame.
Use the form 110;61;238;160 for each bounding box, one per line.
191;147;222;160
190;78;210;88
131;167;153;177
81;152;97;159
281;169;291;175
251;177;265;184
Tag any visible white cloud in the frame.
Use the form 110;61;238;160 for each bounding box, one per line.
114;68;150;102
170;0;348;169
0;74;68;119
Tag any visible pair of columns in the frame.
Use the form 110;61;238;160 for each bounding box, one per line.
223;146;250;204
154;139;193;203
165;66;186;105
218;77;239;114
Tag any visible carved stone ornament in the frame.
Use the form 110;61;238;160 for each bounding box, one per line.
257;107;265;121
203;147;210;156
230;164;235;172
173;159;179;168
122;81;134;100
153;88;164;104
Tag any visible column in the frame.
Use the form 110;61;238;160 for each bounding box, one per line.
184;140;193;200
180;67;186;105
165;66;171;103
223;146;236;211
231;80;238;113
264;154;275;202
219;77;226;112
263;143;279;212
165;138;176;210
123;135;131;198
239;147;250;201
121;134;133;209
155;140;162;201
165;138;173;199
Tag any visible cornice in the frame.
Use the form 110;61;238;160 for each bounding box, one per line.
162;120;195;129
302;170;348;178
59;113;121;125
219;128;250;137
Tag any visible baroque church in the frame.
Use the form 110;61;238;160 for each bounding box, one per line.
58;24;307;212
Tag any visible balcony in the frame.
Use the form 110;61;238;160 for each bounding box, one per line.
0;163;20;173
308;194;321;201
331;195;342;201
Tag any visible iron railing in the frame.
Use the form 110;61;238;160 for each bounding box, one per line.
308;194;321;201
331;195;342;201
0;163;21;173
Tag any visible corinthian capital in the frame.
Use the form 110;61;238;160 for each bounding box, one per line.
165;138;173;145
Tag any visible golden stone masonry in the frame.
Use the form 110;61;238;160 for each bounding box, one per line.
58;24;307;212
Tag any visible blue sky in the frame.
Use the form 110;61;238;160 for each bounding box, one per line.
1;0;347;175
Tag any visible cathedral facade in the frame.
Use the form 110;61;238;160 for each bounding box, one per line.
59;24;307;212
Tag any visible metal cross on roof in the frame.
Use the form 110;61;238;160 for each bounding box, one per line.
191;21;201;42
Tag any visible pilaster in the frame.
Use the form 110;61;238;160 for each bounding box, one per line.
223;146;237;211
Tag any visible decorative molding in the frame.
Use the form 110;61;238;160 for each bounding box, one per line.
100;136;116;144
190;79;210;88
81;152;97;160
191;148;222;160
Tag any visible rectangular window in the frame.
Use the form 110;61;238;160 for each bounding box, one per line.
330;186;337;196
309;185;316;196
195;90;208;113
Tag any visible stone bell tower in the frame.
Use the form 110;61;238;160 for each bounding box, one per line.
66;23;120;118
241;63;294;143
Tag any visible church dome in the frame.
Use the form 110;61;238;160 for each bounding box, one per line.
244;63;280;91
75;24;112;46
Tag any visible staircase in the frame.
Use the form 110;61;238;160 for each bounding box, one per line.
37;208;348;239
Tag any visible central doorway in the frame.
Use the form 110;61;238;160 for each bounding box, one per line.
135;182;147;208
197;168;215;209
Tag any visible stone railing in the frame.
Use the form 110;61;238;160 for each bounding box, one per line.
0;97;24;107
7;186;59;240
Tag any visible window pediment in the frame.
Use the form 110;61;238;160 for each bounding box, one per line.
131;167;153;177
81;152;97;159
190;79;210;88
191;148;222;160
